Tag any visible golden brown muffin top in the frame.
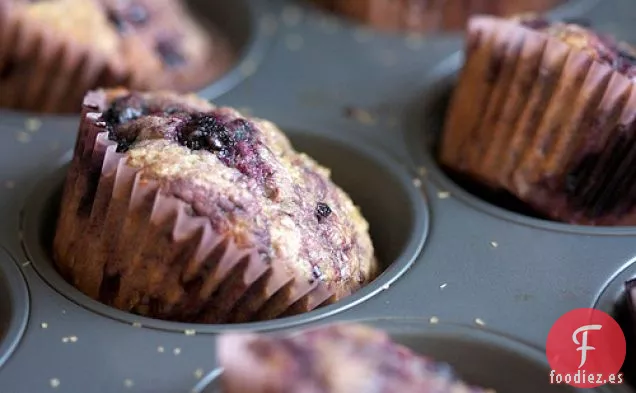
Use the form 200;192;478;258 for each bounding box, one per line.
87;89;378;299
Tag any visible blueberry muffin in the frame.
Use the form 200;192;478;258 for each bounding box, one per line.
439;15;636;225
53;89;378;323
0;0;234;113
218;323;493;393
310;0;564;32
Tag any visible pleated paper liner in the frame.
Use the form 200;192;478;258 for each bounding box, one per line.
0;2;230;114
53;105;338;324
0;3;141;113
440;15;636;225
309;0;564;32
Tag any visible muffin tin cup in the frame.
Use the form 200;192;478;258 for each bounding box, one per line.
0;247;29;370
0;0;275;115
21;126;429;333
1;0;635;392
440;15;636;226
196;318;604;393
595;262;636;388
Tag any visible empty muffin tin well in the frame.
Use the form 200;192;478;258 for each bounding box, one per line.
20;130;429;332
0;248;29;370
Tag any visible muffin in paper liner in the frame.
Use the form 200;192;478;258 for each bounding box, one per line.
439;15;636;225
53;89;378;323
309;0;565;33
217;323;494;393
0;0;234;113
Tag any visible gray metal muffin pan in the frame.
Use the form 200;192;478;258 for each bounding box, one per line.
0;0;635;392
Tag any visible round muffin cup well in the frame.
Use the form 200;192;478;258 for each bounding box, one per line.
0;1;237;114
439;15;636;226
53;102;341;324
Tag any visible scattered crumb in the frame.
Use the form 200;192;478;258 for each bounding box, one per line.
353;28;372;43
475;318;486;326
429;316;439;324
344;106;376;125
173;347;181;355
41;322;48;329
418;166;427;177
16;131;31;143
194;368;204;379
62;337;69;343
5;180;15;189
490;241;498;248
69;336;78;343
124;379;134;388
239;59;258;77
25;118;42;132
412;178;422;188
281;5;302;26
439;283;447;290
157;346;165;353
285;34;304;51
50;378;60;388
382;283;390;290
260;14;278;35
131;322;142;328
437;191;450;199
61;310;66;314
184;329;196;336
21;260;31;267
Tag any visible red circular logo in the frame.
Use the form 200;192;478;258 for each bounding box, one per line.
546;308;626;388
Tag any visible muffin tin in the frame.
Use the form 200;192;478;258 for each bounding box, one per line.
0;0;635;392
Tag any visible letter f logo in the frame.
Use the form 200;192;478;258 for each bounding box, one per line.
572;324;602;368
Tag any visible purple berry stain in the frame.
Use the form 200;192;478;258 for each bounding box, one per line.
176;115;273;185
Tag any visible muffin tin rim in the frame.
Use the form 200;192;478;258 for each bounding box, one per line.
0;246;30;371
408;51;636;236
20;127;430;333
593;256;636;312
